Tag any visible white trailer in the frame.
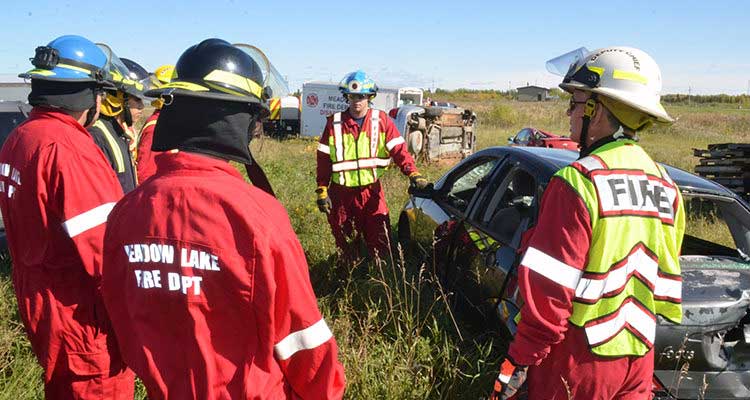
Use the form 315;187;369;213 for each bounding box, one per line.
300;81;423;137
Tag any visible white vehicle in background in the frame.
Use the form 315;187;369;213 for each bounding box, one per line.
300;82;423;137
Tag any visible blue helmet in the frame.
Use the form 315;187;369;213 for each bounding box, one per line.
338;70;378;96
19;35;110;84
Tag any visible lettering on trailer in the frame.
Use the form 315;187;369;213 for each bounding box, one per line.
591;170;677;224
124;243;220;296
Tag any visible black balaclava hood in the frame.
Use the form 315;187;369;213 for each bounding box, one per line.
28;79;97;112
152;94;258;164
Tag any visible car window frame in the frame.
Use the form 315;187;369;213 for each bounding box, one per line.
434;155;506;218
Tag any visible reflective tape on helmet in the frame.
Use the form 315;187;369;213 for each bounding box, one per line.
613;70;648;85
386;136;405;151
521;246;583;290
274;318;333;361
26;69;55;77
204;69;263;99
161;81;210;92
57;63;91;75
62;202;116;238
584;299;656;347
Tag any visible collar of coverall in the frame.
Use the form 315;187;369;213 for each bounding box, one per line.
154;151;245;179
29;107;94;136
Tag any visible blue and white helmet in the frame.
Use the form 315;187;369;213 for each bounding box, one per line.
19;35;111;85
338;70;378;96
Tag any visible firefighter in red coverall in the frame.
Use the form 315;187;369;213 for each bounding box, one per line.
490;47;685;399
316;70;429;261
101;38;346;399
135;64;173;183
0;35;134;399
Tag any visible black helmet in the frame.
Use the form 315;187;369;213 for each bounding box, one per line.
146;38;269;110
120;57;151;84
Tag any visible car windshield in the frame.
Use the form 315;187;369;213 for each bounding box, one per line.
681;192;750;261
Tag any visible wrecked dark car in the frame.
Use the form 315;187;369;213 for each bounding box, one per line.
398;146;750;399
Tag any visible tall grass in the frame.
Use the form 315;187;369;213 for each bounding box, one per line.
0;94;748;399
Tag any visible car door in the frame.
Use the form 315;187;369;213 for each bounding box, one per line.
446;156;544;329
424;156;505;279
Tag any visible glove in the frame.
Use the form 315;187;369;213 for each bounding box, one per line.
409;172;431;190
315;186;332;214
490;357;528;400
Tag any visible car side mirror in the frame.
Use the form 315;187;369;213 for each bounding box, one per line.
508;136;515;144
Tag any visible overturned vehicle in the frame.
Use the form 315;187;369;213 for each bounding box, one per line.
392;104;477;162
399;146;750;399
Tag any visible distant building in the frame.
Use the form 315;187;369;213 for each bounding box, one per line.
516;85;550;102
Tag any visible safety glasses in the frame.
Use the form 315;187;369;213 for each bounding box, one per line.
348;93;368;101
568;98;588;113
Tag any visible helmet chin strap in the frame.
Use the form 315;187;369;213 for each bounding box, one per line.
123;93;133;127
579;94;598;157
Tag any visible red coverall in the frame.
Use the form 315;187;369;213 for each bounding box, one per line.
316;109;417;260
507;179;652;399
0;108;134;399
102;151;346;399
136;110;160;183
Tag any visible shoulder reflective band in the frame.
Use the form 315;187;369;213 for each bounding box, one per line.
386;136;405;151
94;120;125;173
317;142;330;154
521;246;582;290
62;202;116;238
274;318;333;360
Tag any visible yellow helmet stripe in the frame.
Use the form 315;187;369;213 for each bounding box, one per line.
587;66;605;76
57;63;91;75
25;69;55;76
613;70;648;85
160;81;210;92
205;82;248;98
203;69;263;99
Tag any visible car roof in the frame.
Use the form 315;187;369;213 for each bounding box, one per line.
473;145;739;198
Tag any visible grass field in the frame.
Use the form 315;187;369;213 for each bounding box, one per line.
0;94;748;399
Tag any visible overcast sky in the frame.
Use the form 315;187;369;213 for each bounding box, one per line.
1;0;748;94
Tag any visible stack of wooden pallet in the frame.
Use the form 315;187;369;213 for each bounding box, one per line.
693;143;750;201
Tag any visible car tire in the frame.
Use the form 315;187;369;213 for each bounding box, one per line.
408;130;423;157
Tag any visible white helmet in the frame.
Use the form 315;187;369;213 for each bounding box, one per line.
560;46;674;126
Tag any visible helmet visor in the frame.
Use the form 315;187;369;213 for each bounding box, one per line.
233;43;290;99
545;47;589;76
96;43;150;99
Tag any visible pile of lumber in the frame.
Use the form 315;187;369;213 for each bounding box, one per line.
693;143;750;201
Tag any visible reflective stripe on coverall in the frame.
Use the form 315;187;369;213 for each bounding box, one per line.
507;140;685;399
316;109;417;259
102;151;346;399
0;108;134;399
89;116;137;193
